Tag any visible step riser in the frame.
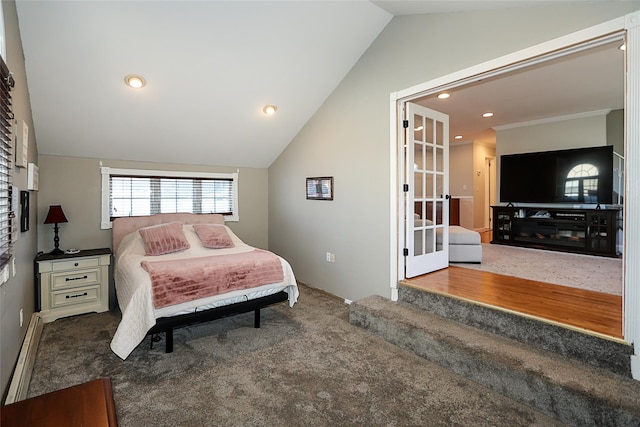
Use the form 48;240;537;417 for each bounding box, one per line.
399;285;632;378
350;300;640;426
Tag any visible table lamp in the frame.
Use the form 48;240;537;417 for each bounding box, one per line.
44;205;68;255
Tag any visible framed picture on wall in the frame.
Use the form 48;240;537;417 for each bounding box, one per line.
14;120;29;168
27;163;39;191
306;177;333;200
20;190;29;232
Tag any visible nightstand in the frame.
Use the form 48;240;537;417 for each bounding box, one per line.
35;248;111;323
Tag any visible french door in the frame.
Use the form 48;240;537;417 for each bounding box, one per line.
404;102;449;278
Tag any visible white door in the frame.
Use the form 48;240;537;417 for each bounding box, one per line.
405;102;449;278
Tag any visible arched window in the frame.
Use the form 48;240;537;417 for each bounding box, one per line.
564;163;599;203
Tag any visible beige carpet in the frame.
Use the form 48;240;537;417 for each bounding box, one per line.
26;285;563;427
452;243;622;295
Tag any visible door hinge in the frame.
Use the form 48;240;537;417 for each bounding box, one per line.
403;248;409;256
403;184;409;192
403;120;409;128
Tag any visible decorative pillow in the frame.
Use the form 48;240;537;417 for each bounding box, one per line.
193;224;234;249
139;221;190;256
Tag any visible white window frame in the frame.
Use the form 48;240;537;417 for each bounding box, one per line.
100;167;239;229
0;4;6;61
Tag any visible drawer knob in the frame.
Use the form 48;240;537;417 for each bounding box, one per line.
74;262;79;267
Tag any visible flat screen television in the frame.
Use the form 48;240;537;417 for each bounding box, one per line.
499;145;614;205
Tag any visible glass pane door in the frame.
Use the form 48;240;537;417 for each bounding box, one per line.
405;103;449;278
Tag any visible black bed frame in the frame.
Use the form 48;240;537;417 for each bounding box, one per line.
146;291;289;353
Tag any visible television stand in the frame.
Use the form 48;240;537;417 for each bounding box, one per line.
491;206;621;257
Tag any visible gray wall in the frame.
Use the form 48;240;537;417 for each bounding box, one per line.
450;144;473;198
608;109;625;156
36;156;270;252
1;0;39;398
496;113;608;157
268;3;640;302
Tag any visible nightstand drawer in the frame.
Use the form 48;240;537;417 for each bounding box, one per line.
51;268;100;290
51;285;100;308
52;257;100;272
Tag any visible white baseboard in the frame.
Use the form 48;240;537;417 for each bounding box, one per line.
4;313;43;404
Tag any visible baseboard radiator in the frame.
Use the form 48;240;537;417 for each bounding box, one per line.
4;313;43;404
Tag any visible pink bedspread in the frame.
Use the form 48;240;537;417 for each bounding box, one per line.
141;249;284;309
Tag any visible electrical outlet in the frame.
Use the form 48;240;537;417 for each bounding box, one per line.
19;309;23;327
325;252;335;262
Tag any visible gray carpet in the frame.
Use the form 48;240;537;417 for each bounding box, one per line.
27;285;565;426
452;243;622;295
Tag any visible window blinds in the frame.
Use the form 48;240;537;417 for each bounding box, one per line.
0;57;13;267
109;175;234;219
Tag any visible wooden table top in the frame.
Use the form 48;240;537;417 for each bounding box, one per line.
1;378;118;427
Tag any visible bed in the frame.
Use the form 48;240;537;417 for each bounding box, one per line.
109;213;299;360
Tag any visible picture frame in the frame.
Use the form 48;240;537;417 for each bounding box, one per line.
20;190;29;232
14;120;28;168
27;163;39;191
306;177;333;200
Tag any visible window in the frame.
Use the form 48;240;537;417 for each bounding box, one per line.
0;56;14;271
101;167;238;229
564;163;599;203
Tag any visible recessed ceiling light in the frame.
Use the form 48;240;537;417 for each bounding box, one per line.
482;112;494;118
437;93;450;99
263;104;277;115
454;135;463;139
124;74;146;89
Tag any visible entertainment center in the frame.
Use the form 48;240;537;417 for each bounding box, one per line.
493;145;622;257
491;206;621;257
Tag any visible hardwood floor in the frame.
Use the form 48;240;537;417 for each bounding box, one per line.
402;265;623;340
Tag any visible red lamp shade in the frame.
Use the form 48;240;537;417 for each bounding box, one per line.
44;205;68;224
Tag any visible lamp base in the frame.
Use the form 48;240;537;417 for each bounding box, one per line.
50;223;64;256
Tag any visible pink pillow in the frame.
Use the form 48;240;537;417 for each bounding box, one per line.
139;221;190;256
193;224;234;249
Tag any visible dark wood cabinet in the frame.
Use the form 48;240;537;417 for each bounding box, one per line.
414;197;460;225
491;206;621;257
1;378;118;426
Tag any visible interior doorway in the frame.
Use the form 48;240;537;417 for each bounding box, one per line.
391;24;634;347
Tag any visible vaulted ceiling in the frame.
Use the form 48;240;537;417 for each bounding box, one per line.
15;1;621;168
